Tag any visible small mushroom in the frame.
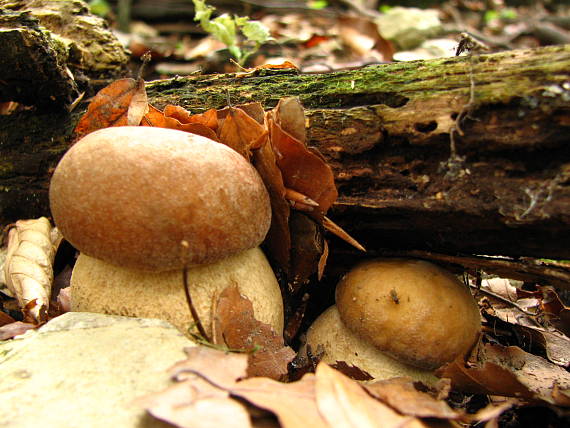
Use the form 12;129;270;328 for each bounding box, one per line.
305;258;480;380
336;258;481;370
305;305;437;383
49;126;283;336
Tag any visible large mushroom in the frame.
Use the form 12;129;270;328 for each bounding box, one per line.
305;258;480;380
49;126;283;337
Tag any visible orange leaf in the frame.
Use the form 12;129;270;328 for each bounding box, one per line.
164;104;219;132
74;78;147;139
217;106;268;159
142;105;219;141
269;114;337;213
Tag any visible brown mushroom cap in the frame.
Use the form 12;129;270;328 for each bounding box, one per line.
50;126;271;271
336;258;481;370
304;305;437;383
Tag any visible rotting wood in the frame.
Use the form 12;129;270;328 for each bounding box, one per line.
1;44;569;263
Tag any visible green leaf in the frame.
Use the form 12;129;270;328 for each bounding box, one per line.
192;0;214;23
308;0;328;9
241;20;271;44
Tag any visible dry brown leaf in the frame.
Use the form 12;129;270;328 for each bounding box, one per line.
74;78;147;138
330;361;373;382
315;363;425;428
252;134;291;272
217;106;268;159
213;285;296;380
289;212;325;288
269;106;337;214
142;104;219;141
230;373;329;428
4;218;62;323
437;342;570;406
164;105;219;131
364;377;458;419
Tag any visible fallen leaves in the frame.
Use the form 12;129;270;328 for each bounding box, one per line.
73;77;364;287
437;342;570;406
140;346;518;428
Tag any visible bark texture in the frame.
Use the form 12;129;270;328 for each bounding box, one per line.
1;45;569;266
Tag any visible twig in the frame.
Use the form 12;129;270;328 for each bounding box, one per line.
182;266;211;342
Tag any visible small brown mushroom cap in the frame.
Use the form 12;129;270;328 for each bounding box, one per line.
336;259;481;370
304;305;438;383
50;126;271;271
71;247;284;337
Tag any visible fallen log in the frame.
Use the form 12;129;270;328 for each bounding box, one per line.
1;45;569;265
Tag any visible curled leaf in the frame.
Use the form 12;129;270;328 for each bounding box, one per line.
3;218;62;323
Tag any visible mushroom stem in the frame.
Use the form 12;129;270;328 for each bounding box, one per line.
182;266;210;342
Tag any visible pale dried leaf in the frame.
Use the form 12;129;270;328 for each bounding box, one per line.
3;218;62;322
315;363;425;428
127;78;149;126
170;346;249;385
274;97;306;144
230;373;329;428
138;364;251;428
0;321;37;340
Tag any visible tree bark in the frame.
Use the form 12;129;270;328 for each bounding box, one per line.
1;45;569;264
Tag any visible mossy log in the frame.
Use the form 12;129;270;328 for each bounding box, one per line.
1;45;569;266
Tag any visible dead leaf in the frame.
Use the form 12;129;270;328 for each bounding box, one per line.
315;363;424;428
142;104;219;141
74;78;147;138
213;285;296;380
164;105;218;129
289;212;324;287
268;110;337;214
0;321;37;340
127;78;149;125
3;218;62;323
330;361;374;382
252;135;291;272
217;106;268;159
230;374;329;428
138;347;252;428
364;377;458;419
437;342;570;406
273;97;306;144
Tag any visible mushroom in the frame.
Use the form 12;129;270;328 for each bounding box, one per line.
305;305;437;383
305;258;480;380
49;126;283;336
